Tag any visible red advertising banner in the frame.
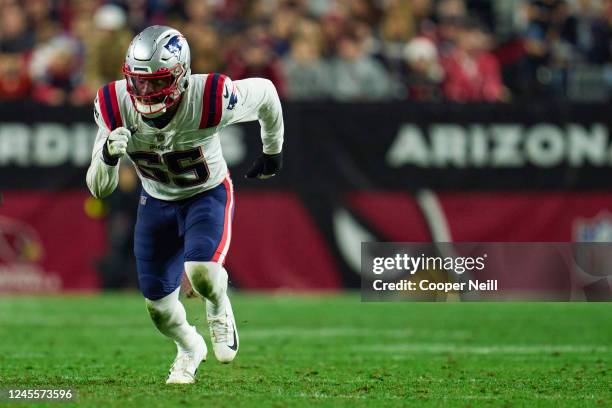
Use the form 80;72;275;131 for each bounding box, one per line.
347;192;612;242
0;191;105;293
2;190;612;292
227;191;342;290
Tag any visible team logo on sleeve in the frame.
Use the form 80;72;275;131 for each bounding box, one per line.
164;35;183;59
224;84;238;110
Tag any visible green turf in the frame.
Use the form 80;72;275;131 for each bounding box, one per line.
0;293;610;407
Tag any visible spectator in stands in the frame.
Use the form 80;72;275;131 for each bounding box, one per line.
401;37;443;101
560;0;611;64
0;0;37;101
0;3;35;53
516;0;564;96
245;0;278;23
269;6;300;57
329;33;392;101
29;36;90;106
77;4;132;93
0;52;31;100
435;0;468;55
183;0;215;30
184;24;225;74
282;36;330;100
354;19;381;59
124;0;148;32
226;25;286;97
380;0;436;80
441;18;504;102
380;0;418;65
343;0;382;27
319;10;348;57
294;15;324;49
0;0;610;104
23;0;57;43
379;0;435;38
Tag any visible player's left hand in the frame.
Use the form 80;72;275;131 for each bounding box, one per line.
245;152;282;179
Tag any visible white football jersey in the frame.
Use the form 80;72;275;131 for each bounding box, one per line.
87;74;283;201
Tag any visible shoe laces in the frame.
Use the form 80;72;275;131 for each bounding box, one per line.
208;315;230;344
170;352;192;374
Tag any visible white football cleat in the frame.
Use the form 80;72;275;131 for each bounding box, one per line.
207;295;239;363
166;334;207;384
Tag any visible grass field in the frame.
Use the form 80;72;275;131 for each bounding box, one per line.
0;293;610;407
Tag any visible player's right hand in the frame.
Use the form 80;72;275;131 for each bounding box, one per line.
104;127;132;158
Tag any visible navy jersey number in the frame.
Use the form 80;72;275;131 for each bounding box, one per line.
129;147;210;187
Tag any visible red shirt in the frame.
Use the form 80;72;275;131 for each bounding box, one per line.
441;50;503;102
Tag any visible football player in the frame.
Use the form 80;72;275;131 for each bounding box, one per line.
86;25;283;384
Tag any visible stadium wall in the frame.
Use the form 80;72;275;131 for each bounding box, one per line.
1;102;611;293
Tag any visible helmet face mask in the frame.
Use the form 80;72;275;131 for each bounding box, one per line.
123;26;191;117
123;63;186;115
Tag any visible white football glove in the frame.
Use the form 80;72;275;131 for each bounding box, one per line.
105;127;132;158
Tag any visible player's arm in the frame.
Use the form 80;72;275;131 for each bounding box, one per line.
220;77;284;179
86;95;132;198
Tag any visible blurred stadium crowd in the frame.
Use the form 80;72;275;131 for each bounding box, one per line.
0;0;611;104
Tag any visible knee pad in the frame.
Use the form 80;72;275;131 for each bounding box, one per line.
185;261;227;301
184;236;217;264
